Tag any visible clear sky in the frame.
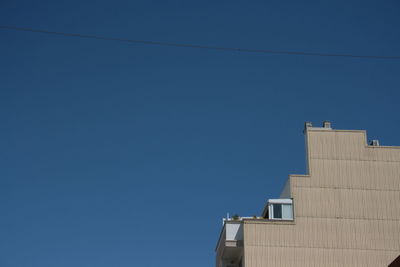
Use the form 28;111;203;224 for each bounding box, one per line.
1;1;399;266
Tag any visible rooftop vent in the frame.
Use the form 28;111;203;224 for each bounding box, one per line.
323;121;331;128
303;122;312;133
370;140;380;146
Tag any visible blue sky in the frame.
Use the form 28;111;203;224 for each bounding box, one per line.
1;1;400;266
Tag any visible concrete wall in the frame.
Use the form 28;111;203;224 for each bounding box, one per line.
243;127;400;267
226;222;243;241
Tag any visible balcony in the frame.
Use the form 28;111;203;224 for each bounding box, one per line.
215;220;243;267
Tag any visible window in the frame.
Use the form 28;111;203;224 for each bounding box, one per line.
268;200;293;220
273;204;282;218
282;204;292;219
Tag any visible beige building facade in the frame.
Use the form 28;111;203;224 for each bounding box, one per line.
216;122;400;267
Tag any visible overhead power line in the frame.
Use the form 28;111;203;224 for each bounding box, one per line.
1;25;400;60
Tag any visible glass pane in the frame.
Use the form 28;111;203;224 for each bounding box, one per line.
282;204;293;219
273;204;282;219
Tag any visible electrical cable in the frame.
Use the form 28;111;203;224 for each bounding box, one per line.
1;25;399;60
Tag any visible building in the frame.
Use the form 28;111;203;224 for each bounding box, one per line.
216;122;400;267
